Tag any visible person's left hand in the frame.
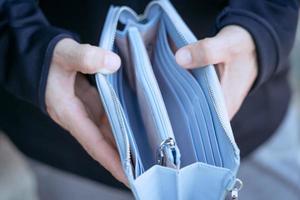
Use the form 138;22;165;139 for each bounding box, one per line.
175;25;258;119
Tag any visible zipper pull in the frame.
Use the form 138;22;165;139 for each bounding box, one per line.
231;178;243;200
157;137;179;169
231;188;239;200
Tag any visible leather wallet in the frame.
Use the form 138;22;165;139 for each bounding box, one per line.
95;1;241;199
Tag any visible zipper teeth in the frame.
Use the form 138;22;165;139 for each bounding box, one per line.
100;7;132;165
107;83;131;163
101;7;131;164
204;75;238;150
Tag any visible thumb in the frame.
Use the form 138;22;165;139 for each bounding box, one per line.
53;38;121;74
175;37;228;69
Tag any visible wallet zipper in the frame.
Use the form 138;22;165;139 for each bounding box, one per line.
99;0;237;171
96;7;139;178
98;6;133;169
95;74;134;180
109;84;132;162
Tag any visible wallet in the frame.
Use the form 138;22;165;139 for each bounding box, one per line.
95;0;241;199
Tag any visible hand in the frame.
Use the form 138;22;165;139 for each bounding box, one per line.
45;38;128;185
175;25;258;119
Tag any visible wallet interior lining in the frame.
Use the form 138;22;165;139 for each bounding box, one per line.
111;14;234;175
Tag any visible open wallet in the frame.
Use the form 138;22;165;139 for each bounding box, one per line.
95;0;241;199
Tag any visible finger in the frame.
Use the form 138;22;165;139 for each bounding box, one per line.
99;115;117;149
75;74;104;121
74;74;116;147
57;97;128;185
54;38;121;74
175;37;228;69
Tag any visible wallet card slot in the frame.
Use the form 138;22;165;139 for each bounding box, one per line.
194;101;223;167
155;32;211;165
153;40;205;166
157;22;223;166
160;8;239;168
158;25;213;164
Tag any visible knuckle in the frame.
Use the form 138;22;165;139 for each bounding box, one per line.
199;39;215;63
200;38;212;52
226;45;239;58
79;44;96;72
200;50;212;65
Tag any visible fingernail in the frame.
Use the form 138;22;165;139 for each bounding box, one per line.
102;53;121;74
175;48;192;66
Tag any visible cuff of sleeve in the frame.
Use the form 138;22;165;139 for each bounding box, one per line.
37;27;80;114
215;7;280;93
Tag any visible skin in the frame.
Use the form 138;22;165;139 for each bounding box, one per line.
175;25;258;119
45;25;257;186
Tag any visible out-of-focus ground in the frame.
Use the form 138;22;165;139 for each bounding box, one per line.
1;21;300;200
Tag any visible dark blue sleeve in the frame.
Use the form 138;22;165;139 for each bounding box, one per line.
0;0;77;112
215;0;299;91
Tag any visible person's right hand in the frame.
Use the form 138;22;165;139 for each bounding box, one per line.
45;38;128;185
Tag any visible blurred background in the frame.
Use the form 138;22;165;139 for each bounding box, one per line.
0;14;300;200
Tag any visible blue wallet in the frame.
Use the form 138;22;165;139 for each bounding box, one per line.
95;0;241;199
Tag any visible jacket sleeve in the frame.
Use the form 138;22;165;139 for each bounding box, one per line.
0;0;77;112
215;0;299;91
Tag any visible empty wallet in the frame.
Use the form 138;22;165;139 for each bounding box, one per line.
95;0;241;199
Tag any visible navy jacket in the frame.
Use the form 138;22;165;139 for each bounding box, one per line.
0;0;299;188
